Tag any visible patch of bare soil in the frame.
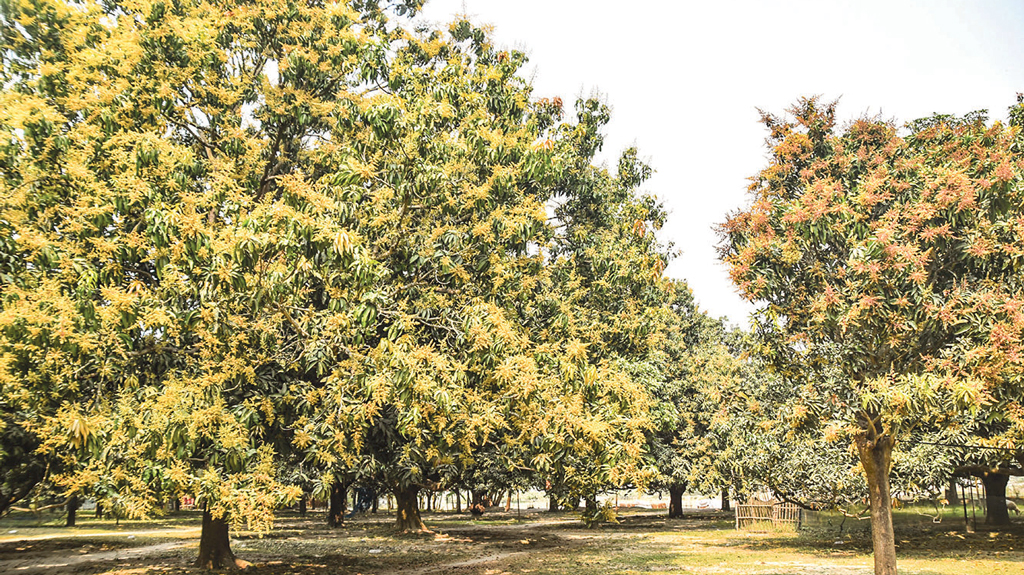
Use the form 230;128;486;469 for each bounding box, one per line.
0;540;194;574
0;513;593;575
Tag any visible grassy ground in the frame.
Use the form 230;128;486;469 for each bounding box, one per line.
0;507;1021;574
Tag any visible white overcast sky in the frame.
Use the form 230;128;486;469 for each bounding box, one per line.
416;0;1024;327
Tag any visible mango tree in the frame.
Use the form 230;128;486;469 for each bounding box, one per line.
646;283;742;517
722;98;1024;575
0;0;419;566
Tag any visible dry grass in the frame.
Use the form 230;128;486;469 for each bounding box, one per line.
1;509;1022;574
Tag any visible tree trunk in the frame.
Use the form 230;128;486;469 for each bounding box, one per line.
173;498;181;512
195;508;249;569
65;495;79;527
982;471;1011;526
721;487;731;512
95;502;103;520
584;496;597;514
856;430;897;575
548;494;558;512
372;492;378;514
668;486;684;518
299;496;307;516
395;485;427;532
328;481;346;528
455;489;462;513
505;491;513;512
945;477;959;506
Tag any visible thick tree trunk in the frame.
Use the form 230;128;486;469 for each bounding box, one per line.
299;496;307;516
328;482;347;528
65;495;79;527
982;471;1011;526
548;494;558;512
721;487;731;512
856;431;897;575
395;485;427;532
195;508;248;570
945;477;959;506
668;486;684;518
95;502;103;520
173;498;181;512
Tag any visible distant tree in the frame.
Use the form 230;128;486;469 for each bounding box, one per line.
722;97;1024;575
646;283;741;518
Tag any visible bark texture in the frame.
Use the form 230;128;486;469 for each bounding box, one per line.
945;477;959;506
856;431;897;575
65;495;79;527
195;508;249;570
982;471;1011;526
328;482;347;528
721;487;731;512
395;485;427;532
668;486;684;518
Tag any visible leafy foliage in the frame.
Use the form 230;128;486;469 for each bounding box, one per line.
0;0;672;537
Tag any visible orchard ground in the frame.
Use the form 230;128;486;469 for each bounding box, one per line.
1;504;1022;575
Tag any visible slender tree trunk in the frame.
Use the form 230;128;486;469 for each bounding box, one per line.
668;486;684;518
505;491;513;512
65;495;79;527
173;498;181;512
395;485;427;532
328;482;347;528
946;477;959;507
372;492;378;514
548;494;559;512
95;502;104;520
299;496;307;516
195;508;248;569
982;471;1011;526
455;489;462;513
721;487;731;512
856;430;897;575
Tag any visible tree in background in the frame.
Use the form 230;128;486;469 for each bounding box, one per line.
283;15;663;532
646;282;742;517
518;104;673;523
722;97;1024;575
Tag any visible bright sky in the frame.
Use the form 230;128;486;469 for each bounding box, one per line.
417;0;1024;327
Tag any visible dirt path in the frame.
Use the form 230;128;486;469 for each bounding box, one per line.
1;527;200;543
0;540;194;575
400;550;533;575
